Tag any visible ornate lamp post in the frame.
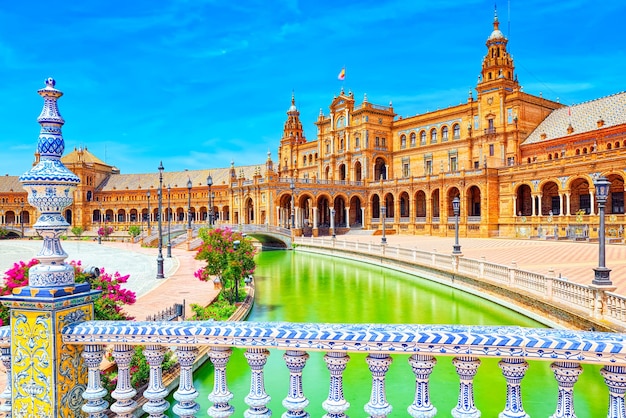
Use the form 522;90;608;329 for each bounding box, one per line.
381;204;387;245
187;178;193;230
592;176;612;286
98;201;102;244
167;184;172;258
330;207;336;239
452;196;462;255
290;179;295;229
207;174;213;227
233;239;241;303
156;161;165;279
146;191;151;231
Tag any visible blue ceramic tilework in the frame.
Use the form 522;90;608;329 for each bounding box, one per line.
62;321;626;365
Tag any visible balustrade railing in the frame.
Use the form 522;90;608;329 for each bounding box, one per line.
0;321;622;417
295;237;626;330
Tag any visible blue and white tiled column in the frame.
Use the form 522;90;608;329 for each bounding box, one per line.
1;78;100;417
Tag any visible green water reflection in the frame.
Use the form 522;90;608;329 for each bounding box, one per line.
168;250;607;417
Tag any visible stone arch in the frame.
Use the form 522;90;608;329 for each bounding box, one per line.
374;157;387;180
415;190;427;218
297;193;314;228
279;192;293;228
130;209;138;222
399;191;410;218
5;211;16;224
606;173;625;215
354;160;362;182
244;197;254;224
431;189;440;218
541;180;560;215
447;187;461;217
338;163;347;181
569;177;591;214
515;183;532;216
466;185;481;217
349;195;363;226
117;208;126;223
333;195;348;227
371;193;381;218
316;194;332;227
105;209;114;222
383;192;395;218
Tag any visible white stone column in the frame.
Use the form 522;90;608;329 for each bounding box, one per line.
531;194;536;217
361;207;365;226
512;196;517;216
313;207;319;229
559;194;564;216
590;191;596;215
538;193;543;216
345;207;350;229
275;206;280;228
566;193;571;216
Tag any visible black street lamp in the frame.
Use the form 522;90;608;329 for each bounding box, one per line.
290;179;295;229
331;207;336;239
207;174;213;227
147;191;151;231
20;202;25;238
233;239;241;303
452;196;462;255
187;178;193;230
592;176;612;286
381;204;387;245
167;184;172;258
98;202;102;245
156;161;165;279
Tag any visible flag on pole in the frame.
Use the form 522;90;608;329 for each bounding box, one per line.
337;68;346;81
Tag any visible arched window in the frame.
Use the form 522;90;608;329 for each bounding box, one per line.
410;132;416;147
420;131;426;145
430;128;437;144
441;126;449;141
607;143;612;150
548;154;552;160
576;149;580;155
453;124;460;139
400;135;407;149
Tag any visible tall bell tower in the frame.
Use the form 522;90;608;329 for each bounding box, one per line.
476;7;519;95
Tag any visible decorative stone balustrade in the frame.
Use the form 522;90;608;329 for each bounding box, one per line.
296;237;626;332
0;321;624;416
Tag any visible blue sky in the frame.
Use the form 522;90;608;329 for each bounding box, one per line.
1;0;624;176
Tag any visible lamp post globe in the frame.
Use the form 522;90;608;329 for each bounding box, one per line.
592;176;612;286
207;174;213;227
187;178;193;230
452;196;462;255
156;161;165;279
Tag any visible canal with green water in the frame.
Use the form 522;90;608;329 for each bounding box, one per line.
168;250;607;417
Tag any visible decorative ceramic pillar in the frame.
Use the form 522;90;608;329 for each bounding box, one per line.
322;351;350;418
244;348;272;417
0;345;12;417
550;361;582;418
451;356;481;418
600;365;626;418
208;346;235;417
282;350;310;418
498;357;529;418
81;344;108;418
364;353;393;417
110;344;138;417
143;345;170;417
173;346;200;417
407;354;437;417
1;78;100;418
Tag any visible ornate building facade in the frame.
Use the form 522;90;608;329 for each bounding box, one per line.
1;13;625;242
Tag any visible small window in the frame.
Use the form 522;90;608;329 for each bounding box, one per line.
400;135;407;149
430;129;437;144
489;144;495;156
425;160;433;175
420;131;427;145
442;126;449;141
450;156;457;172
453;124;460;139
402;162;410;178
410;132;416;147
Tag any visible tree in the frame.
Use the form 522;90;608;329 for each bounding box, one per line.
128;225;141;239
71;226;84;238
195;227;256;303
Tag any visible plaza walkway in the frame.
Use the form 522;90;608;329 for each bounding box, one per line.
323;233;626;295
